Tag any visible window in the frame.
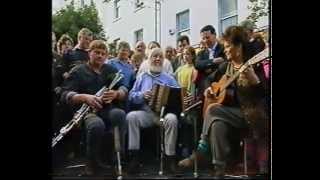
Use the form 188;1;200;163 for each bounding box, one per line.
114;0;120;19
219;0;238;35
134;29;143;43
176;10;190;38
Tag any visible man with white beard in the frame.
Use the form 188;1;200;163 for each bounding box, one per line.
126;48;180;174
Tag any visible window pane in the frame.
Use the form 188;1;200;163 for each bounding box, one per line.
135;29;143;42
115;8;119;18
177;10;189;31
115;0;120;18
220;0;237;17
221;16;237;33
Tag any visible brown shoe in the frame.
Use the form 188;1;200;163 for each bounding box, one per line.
178;151;207;169
178;157;193;169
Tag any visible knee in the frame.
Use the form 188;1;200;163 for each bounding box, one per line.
208;103;222;113
126;111;139;126
211;121;227;135
165;113;178;127
109;108;126;126
86;117;105;134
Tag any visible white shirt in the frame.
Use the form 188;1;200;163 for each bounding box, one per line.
208;42;218;59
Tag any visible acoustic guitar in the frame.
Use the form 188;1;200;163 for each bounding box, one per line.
202;48;270;117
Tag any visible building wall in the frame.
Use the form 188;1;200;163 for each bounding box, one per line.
96;0;157;49
161;0;269;48
161;0;220;48
54;0;269;48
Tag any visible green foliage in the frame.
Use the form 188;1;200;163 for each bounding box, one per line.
247;0;269;25
52;0;106;44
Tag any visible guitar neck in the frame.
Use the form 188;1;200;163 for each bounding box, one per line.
220;69;242;91
220;48;269;91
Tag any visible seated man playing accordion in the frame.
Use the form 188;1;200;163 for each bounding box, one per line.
126;48;180;174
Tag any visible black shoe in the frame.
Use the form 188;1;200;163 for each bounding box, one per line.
96;160;112;171
127;150;140;174
214;165;226;178
166;155;181;175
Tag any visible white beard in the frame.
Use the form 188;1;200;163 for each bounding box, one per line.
149;64;163;74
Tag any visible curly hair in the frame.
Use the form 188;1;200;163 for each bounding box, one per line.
184;46;196;65
57;34;74;54
222;25;252;61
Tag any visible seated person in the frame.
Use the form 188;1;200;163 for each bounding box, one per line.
60;40;128;175
178;26;269;177
126;48;180;174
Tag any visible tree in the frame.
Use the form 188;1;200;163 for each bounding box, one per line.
52;0;106;43
247;0;269;25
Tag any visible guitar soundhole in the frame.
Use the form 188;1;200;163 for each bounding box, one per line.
216;89;220;97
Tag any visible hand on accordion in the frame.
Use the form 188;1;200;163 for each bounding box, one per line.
143;90;152;101
183;93;194;107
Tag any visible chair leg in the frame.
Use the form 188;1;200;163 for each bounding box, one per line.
243;139;247;175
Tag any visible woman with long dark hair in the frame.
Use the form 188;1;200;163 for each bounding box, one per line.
178;25;269;177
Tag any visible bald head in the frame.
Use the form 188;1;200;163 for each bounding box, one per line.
135;41;146;54
165;46;175;60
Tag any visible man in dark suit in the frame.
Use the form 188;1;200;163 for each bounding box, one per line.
195;25;226;100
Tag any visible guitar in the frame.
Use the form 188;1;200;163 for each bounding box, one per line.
202;47;270;117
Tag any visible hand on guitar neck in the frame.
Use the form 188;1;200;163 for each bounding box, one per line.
239;66;261;86
204;87;216;99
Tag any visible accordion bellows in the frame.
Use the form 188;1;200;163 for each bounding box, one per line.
148;84;184;115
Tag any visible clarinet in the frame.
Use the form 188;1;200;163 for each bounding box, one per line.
52;70;123;148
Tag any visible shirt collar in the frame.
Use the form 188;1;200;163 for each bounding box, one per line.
73;45;89;53
115;58;129;65
147;70;161;77
208;42;218;51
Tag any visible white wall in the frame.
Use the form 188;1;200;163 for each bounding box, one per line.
161;0;220;48
53;0;270;48
96;0;156;49
161;0;269;48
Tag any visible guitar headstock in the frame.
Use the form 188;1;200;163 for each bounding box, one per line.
248;47;270;65
239;48;270;72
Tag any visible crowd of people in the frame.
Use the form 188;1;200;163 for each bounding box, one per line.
52;20;270;177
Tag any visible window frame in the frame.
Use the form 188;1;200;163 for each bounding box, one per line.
114;0;121;20
134;29;143;43
176;9;190;38
218;0;238;35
